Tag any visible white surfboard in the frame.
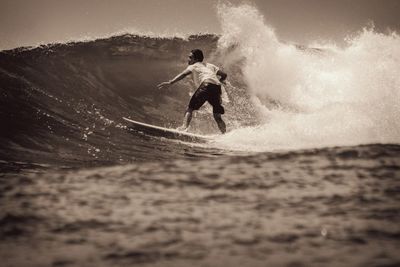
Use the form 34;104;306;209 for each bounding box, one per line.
122;117;211;143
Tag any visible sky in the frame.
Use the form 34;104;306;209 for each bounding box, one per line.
1;0;400;50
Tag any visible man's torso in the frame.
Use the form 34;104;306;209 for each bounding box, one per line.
187;62;220;89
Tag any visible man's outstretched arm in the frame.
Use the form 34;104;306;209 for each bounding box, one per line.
157;69;192;89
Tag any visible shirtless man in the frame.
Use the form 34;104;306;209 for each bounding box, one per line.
157;49;227;133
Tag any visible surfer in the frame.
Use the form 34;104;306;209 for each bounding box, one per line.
157;49;227;133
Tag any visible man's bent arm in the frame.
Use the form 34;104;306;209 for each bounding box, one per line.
217;70;227;83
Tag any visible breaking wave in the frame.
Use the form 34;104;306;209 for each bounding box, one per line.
0;3;399;167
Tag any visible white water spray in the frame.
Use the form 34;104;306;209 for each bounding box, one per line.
215;4;400;151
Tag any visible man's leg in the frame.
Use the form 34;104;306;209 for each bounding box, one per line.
178;109;193;131
213;113;226;134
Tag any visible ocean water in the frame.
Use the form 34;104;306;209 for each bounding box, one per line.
1;4;399;267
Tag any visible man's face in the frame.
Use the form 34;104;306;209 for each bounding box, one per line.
188;53;196;65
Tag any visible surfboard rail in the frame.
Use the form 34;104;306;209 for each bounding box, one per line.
122;117;211;143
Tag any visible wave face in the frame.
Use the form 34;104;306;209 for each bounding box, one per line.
0;34;247;168
1;4;400;168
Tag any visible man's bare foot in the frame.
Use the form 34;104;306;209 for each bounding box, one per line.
176;126;188;132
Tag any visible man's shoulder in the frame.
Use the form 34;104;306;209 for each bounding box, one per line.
205;62;219;71
185;64;196;71
187;62;202;69
188;62;218;71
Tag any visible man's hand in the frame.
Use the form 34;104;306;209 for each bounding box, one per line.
217;70;227;84
157;81;171;89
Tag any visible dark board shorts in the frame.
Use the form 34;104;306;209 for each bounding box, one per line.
187;82;225;114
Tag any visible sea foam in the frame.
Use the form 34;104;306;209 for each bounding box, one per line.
215;4;400;151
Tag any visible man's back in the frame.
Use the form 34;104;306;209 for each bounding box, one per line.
186;62;221;88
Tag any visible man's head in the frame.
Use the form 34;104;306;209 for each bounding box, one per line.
188;49;204;65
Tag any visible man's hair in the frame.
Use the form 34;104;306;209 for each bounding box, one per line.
191;49;204;62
